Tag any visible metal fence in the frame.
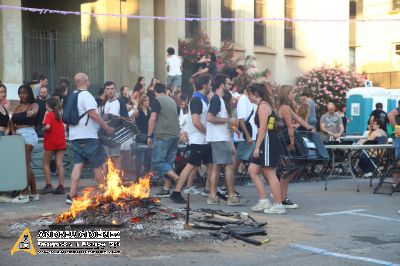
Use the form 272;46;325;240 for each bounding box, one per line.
23;29;104;94
31;139;92;180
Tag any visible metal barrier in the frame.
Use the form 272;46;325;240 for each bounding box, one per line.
32;139;92;179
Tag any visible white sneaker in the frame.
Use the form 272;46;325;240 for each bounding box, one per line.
183;187;200;195
0;195;11;203
264;203;286;215
29;194;40;201
10;194;29;203
201;189;209;197
364;172;373;178
251;199;272;212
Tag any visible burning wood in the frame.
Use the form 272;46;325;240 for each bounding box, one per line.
56;159;155;224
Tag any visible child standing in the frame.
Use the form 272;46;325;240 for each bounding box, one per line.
42;97;66;194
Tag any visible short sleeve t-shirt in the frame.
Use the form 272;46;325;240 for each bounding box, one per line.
188;96;208;145
68;90;100;140
103;99;121;116
190;97;203;115
150;98;161;114
206;95;229;142
320;112;343;139
234;94;257;141
151;95;180;139
166;55;182;76
208;95;221;116
43;111;66;150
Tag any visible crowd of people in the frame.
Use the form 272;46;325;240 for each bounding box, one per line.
0;47;399;216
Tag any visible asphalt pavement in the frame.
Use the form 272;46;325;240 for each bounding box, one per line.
0;177;399;266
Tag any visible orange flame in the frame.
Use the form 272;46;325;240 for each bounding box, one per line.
56;159;152;223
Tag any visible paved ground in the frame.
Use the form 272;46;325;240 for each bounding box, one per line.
0;177;399;266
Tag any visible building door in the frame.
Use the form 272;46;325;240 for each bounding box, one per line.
23;29;104;93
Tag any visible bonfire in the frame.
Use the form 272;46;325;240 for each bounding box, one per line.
56;159;156;224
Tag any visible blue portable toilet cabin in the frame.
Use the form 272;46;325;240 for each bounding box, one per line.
387;89;400;112
346;87;389;135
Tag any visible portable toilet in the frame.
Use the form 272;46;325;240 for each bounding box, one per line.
346;87;389;135
387;89;400;112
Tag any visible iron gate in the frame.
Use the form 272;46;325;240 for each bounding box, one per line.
23;29;104;93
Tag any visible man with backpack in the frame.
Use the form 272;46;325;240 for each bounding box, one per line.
101;81;129;169
63;73;114;204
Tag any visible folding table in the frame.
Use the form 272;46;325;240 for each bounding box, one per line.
324;144;394;192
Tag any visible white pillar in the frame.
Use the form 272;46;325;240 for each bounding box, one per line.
138;0;155;83
0;0;23;87
154;0;185;82
234;0;254;53
201;0;221;48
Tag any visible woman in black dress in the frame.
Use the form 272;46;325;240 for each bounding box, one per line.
247;83;286;215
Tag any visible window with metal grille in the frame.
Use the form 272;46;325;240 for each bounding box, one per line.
393;0;400;12
254;0;266;46
221;0;234;42
284;0;295;49
185;0;201;38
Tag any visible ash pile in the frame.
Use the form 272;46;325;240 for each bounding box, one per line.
51;198;268;245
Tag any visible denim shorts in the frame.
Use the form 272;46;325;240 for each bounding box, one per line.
236;141;256;162
167;75;182;88
71;138;105;168
0;131;5;136
16;127;38;146
151;137;179;178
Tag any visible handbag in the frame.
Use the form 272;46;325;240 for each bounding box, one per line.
238;108;254;137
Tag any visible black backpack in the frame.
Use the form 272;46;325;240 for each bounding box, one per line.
62;90;89;125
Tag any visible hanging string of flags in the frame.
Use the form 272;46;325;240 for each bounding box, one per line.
1;4;400;23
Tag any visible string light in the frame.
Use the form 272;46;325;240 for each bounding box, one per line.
1;4;400;23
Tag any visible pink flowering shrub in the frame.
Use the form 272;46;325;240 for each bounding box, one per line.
295;65;365;111
178;32;218;65
178;33;269;94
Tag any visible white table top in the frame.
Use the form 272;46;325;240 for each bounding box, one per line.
136;144;188;149
339;135;366;140
324;144;393;150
